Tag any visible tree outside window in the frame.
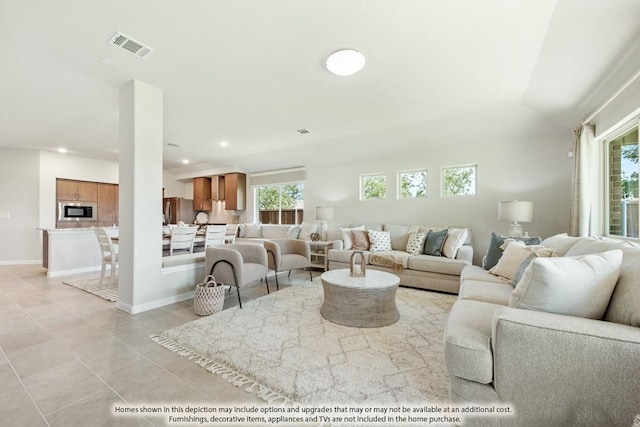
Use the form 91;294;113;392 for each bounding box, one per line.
442;165;477;197
608;126;638;238
398;169;427;199
360;173;386;200
257;183;304;224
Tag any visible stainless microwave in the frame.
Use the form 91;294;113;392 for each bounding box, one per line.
58;201;97;221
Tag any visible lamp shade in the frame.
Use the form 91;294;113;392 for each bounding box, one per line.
498;201;533;222
315;206;334;221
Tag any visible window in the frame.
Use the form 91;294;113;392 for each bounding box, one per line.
442;164;477;197
607;126;638;238
398;169;427;199
360;173;386;200
256;183;304;225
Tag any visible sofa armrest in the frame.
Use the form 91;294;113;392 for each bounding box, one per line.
456;244;473;263
491;307;640;426
329;239;344;250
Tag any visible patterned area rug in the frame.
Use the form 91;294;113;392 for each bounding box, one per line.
152;278;456;406
62;276;118;302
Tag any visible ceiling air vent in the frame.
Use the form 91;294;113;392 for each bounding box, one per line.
107;32;155;59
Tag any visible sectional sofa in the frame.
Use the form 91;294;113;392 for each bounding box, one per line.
326;223;473;294
444;233;640;426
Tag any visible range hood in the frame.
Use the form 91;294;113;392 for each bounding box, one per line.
211;175;225;201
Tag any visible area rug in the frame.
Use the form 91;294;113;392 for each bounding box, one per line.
152;279;456;407
62;276;118;302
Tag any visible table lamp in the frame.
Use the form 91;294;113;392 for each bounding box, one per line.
498;200;533;237
315;206;334;241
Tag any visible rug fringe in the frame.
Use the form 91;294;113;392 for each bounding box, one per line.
150;334;295;406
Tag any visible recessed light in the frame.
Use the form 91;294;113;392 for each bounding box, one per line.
220;141;229;147
326;49;366;76
57;148;68;153
182;159;189;165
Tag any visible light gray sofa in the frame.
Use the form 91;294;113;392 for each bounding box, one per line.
327;224;473;294
444;234;640;426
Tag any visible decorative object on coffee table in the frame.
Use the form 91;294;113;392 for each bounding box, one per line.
320;269;400;327
498;200;533;237
350;250;366;276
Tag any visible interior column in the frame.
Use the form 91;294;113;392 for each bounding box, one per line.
117;79;163;313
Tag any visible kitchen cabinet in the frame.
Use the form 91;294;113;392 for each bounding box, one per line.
97;183;118;226
57;179;98;201
193;177;212;211
224;173;246;211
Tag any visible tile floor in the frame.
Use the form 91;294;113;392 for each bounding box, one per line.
0;264;298;426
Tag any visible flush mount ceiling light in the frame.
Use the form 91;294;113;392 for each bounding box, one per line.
326;49;366;76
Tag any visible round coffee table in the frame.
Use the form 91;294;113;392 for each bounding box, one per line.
320;269;400;327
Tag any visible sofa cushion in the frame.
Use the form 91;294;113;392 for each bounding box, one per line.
442;228;468;259
327;249;371;264
461;265;507;285
405;232;427;255
484;232;542;270
458;280;513;306
384;223;414;250
510;250;623;319
351;230;370;250
244;223;262;238
407;254;468;276
444;300;502;384
368;230;392;252
605;245;640;327
298;222;318;240
286;225;301;239
423;229;448;256
540;233;590;256
340;225;365;250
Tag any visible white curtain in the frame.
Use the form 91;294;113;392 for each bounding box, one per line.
569;124;597;236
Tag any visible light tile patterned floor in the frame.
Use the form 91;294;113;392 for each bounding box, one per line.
0;264;297;427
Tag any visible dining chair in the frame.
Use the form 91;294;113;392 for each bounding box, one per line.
93;227;119;288
205;244;269;308
169;226;198;256
204;225;226;247
225;223;239;243
263;238;312;289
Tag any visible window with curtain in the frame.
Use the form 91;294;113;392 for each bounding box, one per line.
256;183;304;225
606;125;639;238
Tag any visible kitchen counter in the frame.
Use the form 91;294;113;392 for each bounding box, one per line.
40;227;118;277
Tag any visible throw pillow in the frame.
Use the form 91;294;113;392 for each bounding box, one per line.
405;232;427;255
368;230;392;252
423;229;448;256
484;232;542;270
340;225;365;250
244;223;262;238
384;223;413;251
489;240;555;281
351;230;370;251
298;222;318;240
442;228;468;259
509;250;623;319
286;225;301;239
512;252;538;286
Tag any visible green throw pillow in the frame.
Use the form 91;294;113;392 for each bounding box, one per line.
484;232;542;270
423;229;448;256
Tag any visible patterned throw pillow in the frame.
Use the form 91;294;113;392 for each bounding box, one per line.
405;232;427;255
368;230;392;252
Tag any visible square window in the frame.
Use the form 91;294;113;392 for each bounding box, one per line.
442;165;477;197
398;169;427;199
360;173;386;200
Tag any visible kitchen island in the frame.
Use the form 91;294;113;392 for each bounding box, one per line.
41;227;118;277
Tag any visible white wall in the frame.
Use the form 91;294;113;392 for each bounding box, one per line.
0;149;41;263
302;128;572;265
163;170;189;198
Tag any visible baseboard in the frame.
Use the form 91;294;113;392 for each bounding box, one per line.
116;291;195;314
47;265;101;278
0;259;42;266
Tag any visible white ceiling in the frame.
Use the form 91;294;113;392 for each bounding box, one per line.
2;0;640;175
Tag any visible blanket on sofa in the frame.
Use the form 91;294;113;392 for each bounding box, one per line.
369;251;412;272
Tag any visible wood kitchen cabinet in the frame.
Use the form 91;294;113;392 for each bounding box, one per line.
193;177;212;211
97;183;118;225
224;173;246;211
57;179;98;201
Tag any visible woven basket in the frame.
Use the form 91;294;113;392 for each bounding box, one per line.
194;275;225;316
